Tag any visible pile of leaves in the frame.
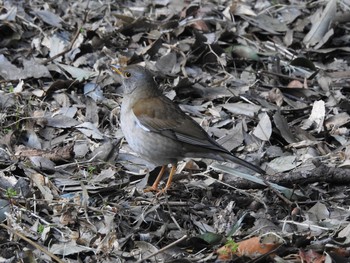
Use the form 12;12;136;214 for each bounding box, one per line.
0;0;350;262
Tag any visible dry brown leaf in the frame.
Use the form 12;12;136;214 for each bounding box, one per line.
217;236;280;260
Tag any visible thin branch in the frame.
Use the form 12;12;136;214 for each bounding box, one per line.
136;234;188;263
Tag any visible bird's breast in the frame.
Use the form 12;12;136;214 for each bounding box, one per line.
120;101;185;166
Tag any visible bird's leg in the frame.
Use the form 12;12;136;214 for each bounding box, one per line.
144;165;166;192
161;164;177;193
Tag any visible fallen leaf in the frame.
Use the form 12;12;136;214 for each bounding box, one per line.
253;112;272;141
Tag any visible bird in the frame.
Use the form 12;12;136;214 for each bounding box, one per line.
111;64;264;192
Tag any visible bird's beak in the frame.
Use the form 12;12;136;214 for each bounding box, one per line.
110;64;123;76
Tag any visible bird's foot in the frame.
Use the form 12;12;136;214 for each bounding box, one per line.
155;188;168;197
144;186;159;192
144;186;168;196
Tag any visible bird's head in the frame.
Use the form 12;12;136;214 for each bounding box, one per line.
111;64;159;96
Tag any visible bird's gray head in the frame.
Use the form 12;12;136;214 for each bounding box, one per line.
111;64;159;96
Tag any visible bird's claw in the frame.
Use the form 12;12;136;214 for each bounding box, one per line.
144;186;158;193
144;186;168;196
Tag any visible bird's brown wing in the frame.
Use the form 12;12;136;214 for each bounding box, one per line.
132;96;226;152
132;96;265;174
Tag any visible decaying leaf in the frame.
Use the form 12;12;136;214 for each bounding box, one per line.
301;100;325;132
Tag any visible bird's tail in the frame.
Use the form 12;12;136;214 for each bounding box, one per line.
223;153;265;174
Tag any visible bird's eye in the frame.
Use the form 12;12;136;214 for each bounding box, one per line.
124;71;131;78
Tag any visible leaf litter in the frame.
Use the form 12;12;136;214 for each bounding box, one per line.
0;0;350;262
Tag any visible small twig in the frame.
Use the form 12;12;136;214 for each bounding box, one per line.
162;194;182;231
136;234;188;263
260;70;311;83
0;223;65;263
3;116;45;128
197;252;215;262
264;40;295;60
178;16;226;27
262;178;293;206
280;220;333;231
207;44;226;71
